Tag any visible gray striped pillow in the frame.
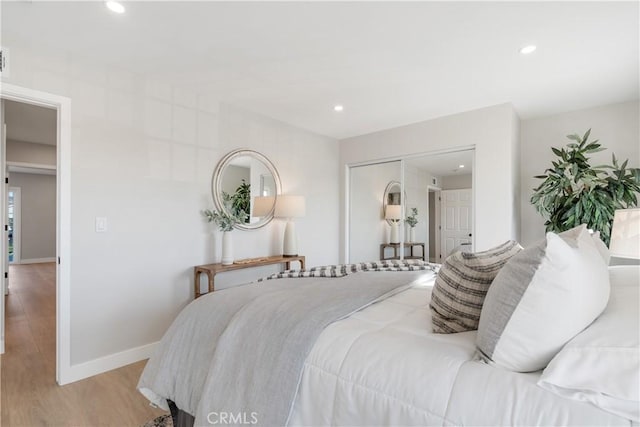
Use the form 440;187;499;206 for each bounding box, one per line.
430;240;522;334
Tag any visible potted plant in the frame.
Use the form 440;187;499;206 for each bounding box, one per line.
226;179;251;224
530;129;640;245
203;206;248;265
406;208;418;242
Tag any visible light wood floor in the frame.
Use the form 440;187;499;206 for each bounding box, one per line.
2;263;165;426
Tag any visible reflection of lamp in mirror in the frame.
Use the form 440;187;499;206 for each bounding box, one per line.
252;196;275;218
385;205;402;244
275;195;306;257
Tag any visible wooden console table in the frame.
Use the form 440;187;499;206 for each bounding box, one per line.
194;255;305;298
380;243;425;261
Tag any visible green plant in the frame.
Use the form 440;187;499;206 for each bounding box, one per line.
231;179;251;221
202;209;247;231
406;207;418;228
530;129;640;245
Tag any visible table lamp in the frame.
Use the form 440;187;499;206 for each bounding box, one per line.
609;208;640;259
385;204;402;244
275;195;306;257
252;196;275;218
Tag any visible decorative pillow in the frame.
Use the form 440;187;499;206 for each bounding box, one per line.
538;266;640;421
559;224;610;265
476;225;610;372
591;230;611;265
429;240;522;334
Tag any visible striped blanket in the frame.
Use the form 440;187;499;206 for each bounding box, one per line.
259;259;440;281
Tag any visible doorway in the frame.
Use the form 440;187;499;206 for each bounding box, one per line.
0;83;71;385
427;188;440;263
8;187;20;264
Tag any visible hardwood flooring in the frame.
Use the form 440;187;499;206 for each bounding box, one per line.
2;263;165;426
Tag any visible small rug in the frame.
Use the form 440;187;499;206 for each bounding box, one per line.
142;414;172;427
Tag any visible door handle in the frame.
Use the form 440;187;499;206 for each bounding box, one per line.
468;233;472;237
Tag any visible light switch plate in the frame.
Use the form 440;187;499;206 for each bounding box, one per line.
95;217;107;233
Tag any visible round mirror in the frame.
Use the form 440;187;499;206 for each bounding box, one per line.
212;149;281;230
383;181;404;225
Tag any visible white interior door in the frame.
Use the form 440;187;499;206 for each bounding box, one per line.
440;188;473;259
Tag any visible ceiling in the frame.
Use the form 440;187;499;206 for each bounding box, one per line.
2;2;638;140
4;100;57;146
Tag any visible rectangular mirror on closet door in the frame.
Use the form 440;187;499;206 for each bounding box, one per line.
404;149;475;263
348;161;401;264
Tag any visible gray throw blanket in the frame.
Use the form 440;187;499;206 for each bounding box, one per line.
138;269;433;427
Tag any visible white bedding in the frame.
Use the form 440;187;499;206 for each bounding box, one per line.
289;279;633;426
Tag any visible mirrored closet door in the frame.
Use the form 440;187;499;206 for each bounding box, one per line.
349;161;401;264
347;149;475;264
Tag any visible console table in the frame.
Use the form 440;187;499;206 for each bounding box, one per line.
193;255;305;298
380;243;425;261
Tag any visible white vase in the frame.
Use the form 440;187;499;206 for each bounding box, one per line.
410;227;416;242
221;231;234;265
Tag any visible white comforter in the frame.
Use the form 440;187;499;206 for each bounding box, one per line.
289;279;632;426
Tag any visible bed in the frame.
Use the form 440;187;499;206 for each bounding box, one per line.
138;263;638;427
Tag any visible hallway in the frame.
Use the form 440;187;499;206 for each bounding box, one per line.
2;263;164;426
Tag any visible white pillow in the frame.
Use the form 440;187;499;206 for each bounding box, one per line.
590;230;611;265
558;225;610;265
538;266;640;421
476;225;610;372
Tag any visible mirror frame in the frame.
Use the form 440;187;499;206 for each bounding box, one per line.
383;180;405;225
211;149;282;230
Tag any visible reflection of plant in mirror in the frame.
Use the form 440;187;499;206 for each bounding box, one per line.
406;208;418;228
202;208;248;232
223;179;251;223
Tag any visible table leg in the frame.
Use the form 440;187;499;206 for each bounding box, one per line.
194;269;200;299
207;271;215;294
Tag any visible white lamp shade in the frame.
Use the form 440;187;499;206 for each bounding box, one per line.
385;204;401;220
252;196;275;217
275;195;306;218
609;208;640;259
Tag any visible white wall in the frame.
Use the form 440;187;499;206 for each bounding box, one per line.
441;174;472;190
9;172;56;260
6;140;56;166
340;103;520;260
1;40;339;371
520;101;640;246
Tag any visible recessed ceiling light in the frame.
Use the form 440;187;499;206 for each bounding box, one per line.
519;45;537;55
334;105;344;112
459;164;465;168
106;1;125;14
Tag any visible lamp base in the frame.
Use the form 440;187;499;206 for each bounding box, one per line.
390;221;399;244
283;220;298;257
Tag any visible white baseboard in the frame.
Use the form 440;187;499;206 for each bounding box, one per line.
59;341;158;385
19;257;56;264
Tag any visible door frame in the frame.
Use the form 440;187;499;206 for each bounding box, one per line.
1;83;72;385
426;187;441;262
8;186;21;264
